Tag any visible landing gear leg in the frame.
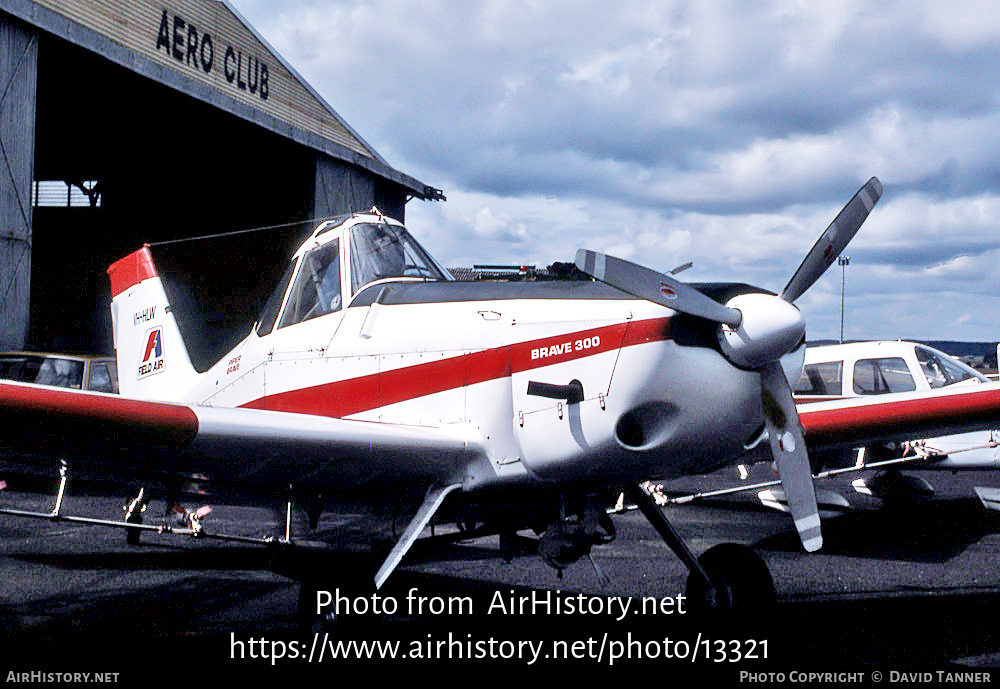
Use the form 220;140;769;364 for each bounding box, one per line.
625;483;775;611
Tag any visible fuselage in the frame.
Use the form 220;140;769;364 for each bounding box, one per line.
109;213;780;495
188;279;766;489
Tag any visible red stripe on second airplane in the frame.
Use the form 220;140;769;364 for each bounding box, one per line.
801;385;1000;447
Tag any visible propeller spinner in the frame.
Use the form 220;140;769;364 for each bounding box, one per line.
575;177;882;552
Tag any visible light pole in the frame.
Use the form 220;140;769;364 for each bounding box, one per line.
838;256;850;343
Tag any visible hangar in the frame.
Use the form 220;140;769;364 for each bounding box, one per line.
0;0;441;368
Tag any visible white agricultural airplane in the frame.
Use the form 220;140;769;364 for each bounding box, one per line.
4;177;1000;614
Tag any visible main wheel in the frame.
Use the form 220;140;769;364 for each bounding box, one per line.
684;543;775;612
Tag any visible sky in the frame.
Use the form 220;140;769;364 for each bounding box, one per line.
229;0;1000;343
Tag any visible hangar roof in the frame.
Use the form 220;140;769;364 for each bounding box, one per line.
2;0;440;199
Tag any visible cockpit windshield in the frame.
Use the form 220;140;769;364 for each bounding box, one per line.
256;218;448;336
916;345;986;388
349;223;445;294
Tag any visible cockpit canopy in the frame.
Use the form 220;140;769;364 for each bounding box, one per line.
256;213;449;336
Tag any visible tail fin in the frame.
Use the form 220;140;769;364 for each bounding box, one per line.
107;246;200;401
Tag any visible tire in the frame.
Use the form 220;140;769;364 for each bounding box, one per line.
685;543;775;612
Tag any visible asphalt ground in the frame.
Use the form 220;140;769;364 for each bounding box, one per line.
3;466;1000;680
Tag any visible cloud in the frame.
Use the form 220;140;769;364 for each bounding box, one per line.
231;0;1000;341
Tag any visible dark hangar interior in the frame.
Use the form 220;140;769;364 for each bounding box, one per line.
0;0;440;369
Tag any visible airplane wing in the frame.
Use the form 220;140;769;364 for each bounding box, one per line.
0;380;485;490
798;381;1000;451
7;377;1000;488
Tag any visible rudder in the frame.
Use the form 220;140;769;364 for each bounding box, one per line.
107;246;199;401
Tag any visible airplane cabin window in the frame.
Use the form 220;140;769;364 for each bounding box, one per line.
915;345;984;388
278;239;343;329
349;223;444;294
853;357;916;395
35;358;85;389
0;355;43;383
105;361;119;393
88;363;115;393
794;361;843;395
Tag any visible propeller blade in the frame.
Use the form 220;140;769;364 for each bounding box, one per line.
780;177;882;303
760;361;822;552
575;249;742;328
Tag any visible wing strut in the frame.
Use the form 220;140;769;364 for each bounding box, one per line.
373;482;463;589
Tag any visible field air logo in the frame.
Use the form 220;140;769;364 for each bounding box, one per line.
137;327;165;379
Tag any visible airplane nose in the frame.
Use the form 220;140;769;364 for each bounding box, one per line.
717;293;805;369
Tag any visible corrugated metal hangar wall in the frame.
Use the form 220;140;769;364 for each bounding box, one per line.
0;0;439;369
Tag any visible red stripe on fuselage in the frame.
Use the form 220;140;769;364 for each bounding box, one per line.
244;317;672;418
794;396;847;404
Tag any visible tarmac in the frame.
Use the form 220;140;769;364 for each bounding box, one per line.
3;465;1000;677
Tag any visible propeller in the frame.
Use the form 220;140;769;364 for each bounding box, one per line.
781;177;881;303
575;250;742;327
574;177;882;552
